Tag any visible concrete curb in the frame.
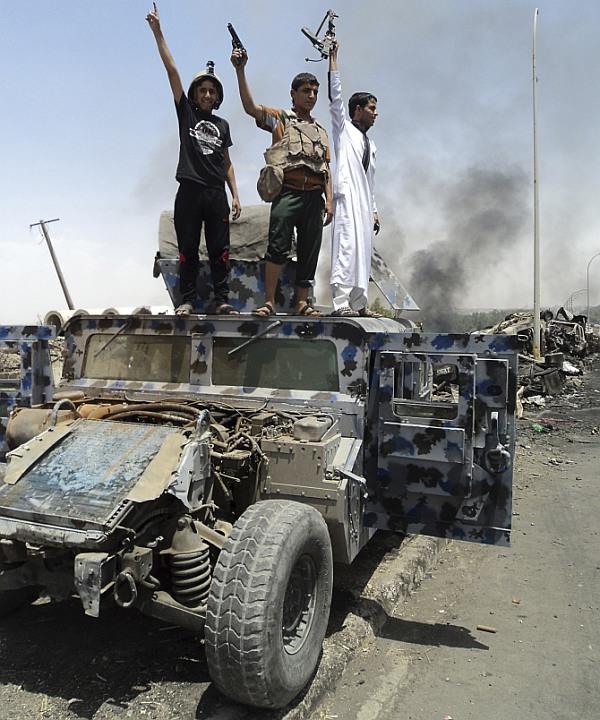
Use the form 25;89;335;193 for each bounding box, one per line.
283;534;449;719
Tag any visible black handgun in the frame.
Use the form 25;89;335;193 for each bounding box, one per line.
227;23;245;52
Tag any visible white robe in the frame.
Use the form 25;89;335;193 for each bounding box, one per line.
329;70;377;295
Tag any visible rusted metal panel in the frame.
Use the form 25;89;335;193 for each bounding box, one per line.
4;421;75;484
0;419;178;527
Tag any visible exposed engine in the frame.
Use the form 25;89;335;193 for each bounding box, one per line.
1;397;336;626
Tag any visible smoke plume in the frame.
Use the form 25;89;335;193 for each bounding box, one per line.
406;165;529;330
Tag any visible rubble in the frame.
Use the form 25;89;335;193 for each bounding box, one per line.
479;307;598;403
0;348;20;381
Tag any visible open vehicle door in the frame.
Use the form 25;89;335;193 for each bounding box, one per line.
0;326;55;460
366;332;519;545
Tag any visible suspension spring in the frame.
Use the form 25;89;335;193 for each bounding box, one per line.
170;543;211;609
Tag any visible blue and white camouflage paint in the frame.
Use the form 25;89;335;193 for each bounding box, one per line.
53;313;518;546
0;326;54;459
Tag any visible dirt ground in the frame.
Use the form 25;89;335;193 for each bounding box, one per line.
0;521;409;720
1;360;598;720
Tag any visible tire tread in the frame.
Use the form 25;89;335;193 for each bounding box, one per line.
205;500;331;708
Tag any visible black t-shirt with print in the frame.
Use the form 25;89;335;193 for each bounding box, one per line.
175;94;232;188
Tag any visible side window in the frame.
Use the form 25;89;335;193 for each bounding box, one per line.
392;359;459;420
0;347;21;391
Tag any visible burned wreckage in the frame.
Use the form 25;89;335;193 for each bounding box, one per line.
481;307;591;401
0;214;519;709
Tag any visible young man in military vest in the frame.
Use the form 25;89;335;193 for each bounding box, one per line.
147;3;241;316
231;46;333;317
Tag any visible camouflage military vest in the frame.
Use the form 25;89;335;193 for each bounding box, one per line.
264;113;329;176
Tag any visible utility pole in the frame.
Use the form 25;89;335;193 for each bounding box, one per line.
532;8;541;359
30;218;75;311
586;251;600;323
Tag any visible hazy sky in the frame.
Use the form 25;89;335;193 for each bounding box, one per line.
2;0;600;324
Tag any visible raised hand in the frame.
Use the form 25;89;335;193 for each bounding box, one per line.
146;2;160;33
230;47;248;69
329;40;338;71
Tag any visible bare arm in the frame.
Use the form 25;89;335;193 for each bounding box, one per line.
223;148;241;220
328;39;338;72
146;3;184;103
230;48;260;120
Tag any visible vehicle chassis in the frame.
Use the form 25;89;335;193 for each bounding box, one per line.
0;314;519;708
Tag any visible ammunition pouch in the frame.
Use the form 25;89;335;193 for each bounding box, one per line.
257;115;328;202
257;165;285;202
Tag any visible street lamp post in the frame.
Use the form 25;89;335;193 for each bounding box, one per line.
532;8;541;359
565;288;586;314
586;252;600;324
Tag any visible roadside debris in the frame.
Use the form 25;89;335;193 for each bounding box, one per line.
478;307;598;403
562;360;583;376
476;624;497;633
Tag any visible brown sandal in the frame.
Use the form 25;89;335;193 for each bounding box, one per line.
358;306;382;318
330;306;359;317
296;302;321;317
253;302;275;317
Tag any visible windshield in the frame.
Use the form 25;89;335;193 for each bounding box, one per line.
82;334;190;383
213;337;339;391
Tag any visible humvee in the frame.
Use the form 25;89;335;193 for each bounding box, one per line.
0;217;519;709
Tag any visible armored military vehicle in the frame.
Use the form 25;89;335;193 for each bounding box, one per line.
0;217;519;709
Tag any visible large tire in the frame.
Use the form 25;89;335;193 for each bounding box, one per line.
205;500;333;709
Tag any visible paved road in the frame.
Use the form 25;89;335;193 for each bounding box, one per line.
319;379;600;720
2;370;598;720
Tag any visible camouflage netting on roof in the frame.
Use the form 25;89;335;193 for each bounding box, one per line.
158;205;271;261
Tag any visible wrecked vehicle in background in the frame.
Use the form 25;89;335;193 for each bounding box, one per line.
0;217;519;709
480;308;592;404
483;308;588;359
547;308;587;358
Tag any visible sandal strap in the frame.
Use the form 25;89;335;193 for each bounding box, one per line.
332;306;359;317
359;307;381;318
253;303;275;317
298;302;320;316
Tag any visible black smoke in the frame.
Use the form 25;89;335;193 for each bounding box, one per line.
407;165;529;331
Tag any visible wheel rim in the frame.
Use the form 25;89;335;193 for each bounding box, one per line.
281;554;317;655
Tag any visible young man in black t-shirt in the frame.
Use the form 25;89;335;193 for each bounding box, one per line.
147;3;241;315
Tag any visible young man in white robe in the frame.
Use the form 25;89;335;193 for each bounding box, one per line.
328;41;381;317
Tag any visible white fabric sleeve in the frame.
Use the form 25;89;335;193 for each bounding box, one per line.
328;70;346;141
371;149;378;214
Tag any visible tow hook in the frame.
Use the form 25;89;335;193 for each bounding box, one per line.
114;570;137;608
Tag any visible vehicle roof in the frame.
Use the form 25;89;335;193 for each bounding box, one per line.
62;312;408;337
